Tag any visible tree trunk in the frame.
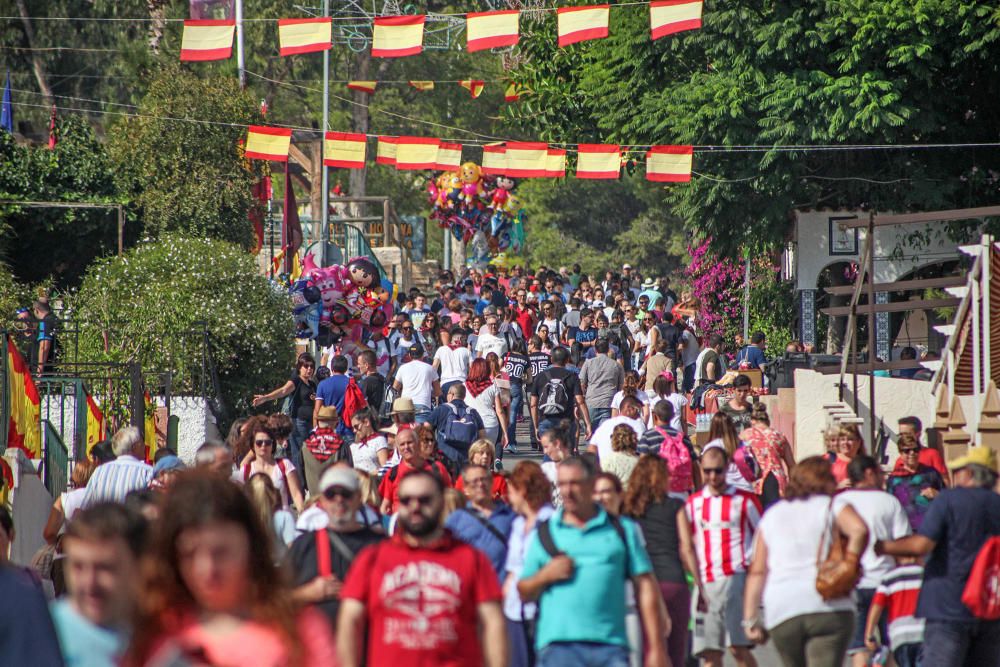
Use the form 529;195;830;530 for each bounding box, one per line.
15;0;54;108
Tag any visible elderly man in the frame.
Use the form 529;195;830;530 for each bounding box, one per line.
378;426;452;515
445;464;516;577
287;465;384;627
83;426;153;506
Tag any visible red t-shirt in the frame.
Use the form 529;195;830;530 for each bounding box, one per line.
892;446;948;479
378;458;453;513
340;532;502;667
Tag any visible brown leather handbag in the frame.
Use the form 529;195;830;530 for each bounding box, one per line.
815;498;861;600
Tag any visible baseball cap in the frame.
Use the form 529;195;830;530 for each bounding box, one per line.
622;263;632;270
947;446;997;472
319;466;360;494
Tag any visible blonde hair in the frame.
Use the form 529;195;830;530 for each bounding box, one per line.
468;438;496;463
357;470;381;508
245;473;279;549
71;460;95;488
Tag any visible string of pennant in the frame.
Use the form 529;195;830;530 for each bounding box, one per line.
244;127;694;182
179;1;703;62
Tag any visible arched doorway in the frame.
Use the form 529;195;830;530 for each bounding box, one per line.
814;260;862;354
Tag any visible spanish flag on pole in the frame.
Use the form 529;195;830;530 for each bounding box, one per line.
324;132;367;169
645;145;693;182
5;339;40;458
459;80;486;99
557;5;610;47
466;10;520;52
278;18;332;56
395;137;440;170
435;143;463;171
372;15;425;58
84;391;105;459
245;126;292;162
180;20;236;61
347;81;377;94
576;144;621;179
650;0;703;39
376;136;397;165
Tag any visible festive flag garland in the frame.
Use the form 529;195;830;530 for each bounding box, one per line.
481;144;507;175
556;5;610;47
324;131;367;168
576;143;622;178
371;15;426;57
376;136;397;165
504;82;522;103
435;142;464;170
645;144;693;182
277;17;332;55
347;81;377;94
546;149;567;177
180;19;235;61
649;0;703;39
409;80;435;91
505;142;549;177
466;10;521;52
395;136;441;170
459;80;486;98
245;125;292;161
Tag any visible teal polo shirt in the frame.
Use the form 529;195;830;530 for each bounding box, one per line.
520;506;652;649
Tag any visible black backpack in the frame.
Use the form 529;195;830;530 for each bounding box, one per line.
538;373;572;416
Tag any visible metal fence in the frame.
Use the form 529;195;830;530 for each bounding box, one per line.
42;420;69;498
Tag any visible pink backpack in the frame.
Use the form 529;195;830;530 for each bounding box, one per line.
656;427;693;494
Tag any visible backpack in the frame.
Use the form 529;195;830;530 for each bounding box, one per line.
341;377;368;427
378;384;397;424
387;460;444;483
656;427;693;494
962;535;1000;619
441;403;480;449
538;373;571;416
537;514;630;576
315;528;357;577
733;443;761;482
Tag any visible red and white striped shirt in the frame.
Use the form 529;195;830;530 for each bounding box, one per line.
686;486;762;582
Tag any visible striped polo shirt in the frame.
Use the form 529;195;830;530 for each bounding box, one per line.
83;455;154;506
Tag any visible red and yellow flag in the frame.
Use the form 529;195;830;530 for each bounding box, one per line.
5;339;40;459
372;15;425;57
143;391;157;463
576;144;621;179
180;20;235;61
459;80;486;99
466;10;520;52
376;136;397;165
650;0;703;39
84;391;105;459
324;131;367;169
505;142;549;177
278;18;332;55
545;149;567;177
435;143;463;171
481;144;508;175
646;145;693;182
409;81;435;91
504;82;522;103
556;5;610;47
395;137;440;170
245;126;292;162
347;81;377;94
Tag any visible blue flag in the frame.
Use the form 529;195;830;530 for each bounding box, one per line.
0;71;12;134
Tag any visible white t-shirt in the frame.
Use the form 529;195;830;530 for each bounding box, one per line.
541;461;562;508
837;489;911;589
693;347;711;382
589;415;646;461
647;391;688;431
536;318;562;339
466;383;501;429
350;434;389;474
434;345;471;385
243;459;297;510
61;488;87;525
475;332;509;359
611;390;650;412
680;330;701;367
757;495;856;629
394;360;438;408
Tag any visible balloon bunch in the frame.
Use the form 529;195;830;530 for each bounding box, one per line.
290;254;396;352
427;161;526;256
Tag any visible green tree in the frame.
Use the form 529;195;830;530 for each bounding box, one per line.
71;234;293;414
108;65;264;248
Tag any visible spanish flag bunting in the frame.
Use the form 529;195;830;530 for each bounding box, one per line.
650;0;703;39
576;143;621;178
395;136;440;170
481;144;508;175
556;5;610;47
645;145;693;182
180;20;236;61
545;149;567;177
277;17;332;55
5;338;41;459
372;15;425;58
245;125;292;162
324;131;367;169
347;81;377;94
376;136;397;165
459;80;486;99
84;391;105;459
504;82;522;103
409;81;435;91
505;142;549;177
435;142;463;171
466;10;520;52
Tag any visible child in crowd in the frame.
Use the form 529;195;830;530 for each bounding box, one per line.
864;556;925;667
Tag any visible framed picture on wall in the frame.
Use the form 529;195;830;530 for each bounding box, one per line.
829;216;859;256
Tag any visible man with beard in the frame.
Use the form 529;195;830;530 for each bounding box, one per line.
338;471;507;667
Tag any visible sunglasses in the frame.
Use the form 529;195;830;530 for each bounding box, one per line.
323;487;355;500
398;494;435;507
899;448;920;455
701;466;726;475
401;327;413;332
255;439;273;446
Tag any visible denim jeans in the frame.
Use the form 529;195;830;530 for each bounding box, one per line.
683;362;697;394
537;642;630;667
923;618;1000;667
287;417;310;485
414;403;432;424
507;381;524;447
590;407;612;430
538;417;578;455
893;643;923;667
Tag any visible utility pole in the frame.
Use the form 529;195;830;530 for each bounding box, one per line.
742;249;751;340
235;0;246;88
319;0;330;266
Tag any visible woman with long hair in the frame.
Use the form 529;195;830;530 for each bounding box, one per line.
742;457;869;667
503;461;554;667
832;424;865;487
536;325;555;353
349;408;390;474
125;470;336;666
646;371;687;431
624;456;694;667
239;417;305;513
245;473;296;560
464;358;510;456
611;370;651;423
43;459;95;544
740;403;796;507
706;412;757;493
602;424;641;489
420;311;442;358
251;353;317;473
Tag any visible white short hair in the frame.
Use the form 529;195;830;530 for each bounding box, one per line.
111;426;143;457
195;441;229;466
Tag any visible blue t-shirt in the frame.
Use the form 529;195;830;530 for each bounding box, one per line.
521;507;652;649
316;374;350;436
51;599;125;667
445;502;516;579
735;345;766;369
917;487;1000;621
575;327;597;348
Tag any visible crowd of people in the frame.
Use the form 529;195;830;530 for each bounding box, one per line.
3;263;1000;667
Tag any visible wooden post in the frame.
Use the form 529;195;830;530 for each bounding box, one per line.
978;380;1000;456
941;396;971;464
